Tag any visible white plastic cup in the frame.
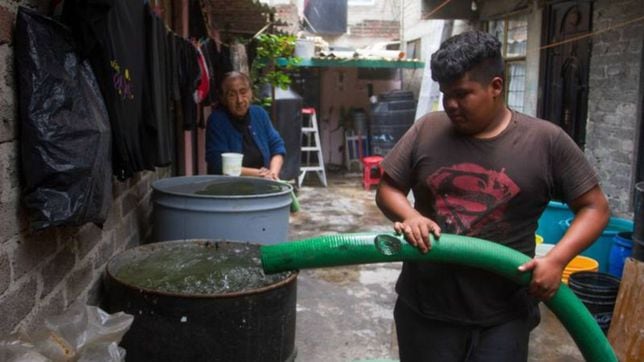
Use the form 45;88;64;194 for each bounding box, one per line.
221;153;244;176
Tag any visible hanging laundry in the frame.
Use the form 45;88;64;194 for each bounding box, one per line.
62;0;152;180
193;43;210;104
200;38;233;105
177;38;202;130
230;40;249;75
143;4;174;167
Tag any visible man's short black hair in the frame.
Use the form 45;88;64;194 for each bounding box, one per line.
430;30;504;85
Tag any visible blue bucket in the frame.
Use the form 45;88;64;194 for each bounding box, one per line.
608;232;633;278
537;201;574;244
561;217;634;273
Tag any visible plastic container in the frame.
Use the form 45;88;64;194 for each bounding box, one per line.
560;217;634;273
152;176;292;244
608;232;632;278
369;90;416;156
535;243;555;258
536;201;574;244
294;39;315;58
568;271;621;334
561;255;599;284
535;234;544;245
221;153;244;176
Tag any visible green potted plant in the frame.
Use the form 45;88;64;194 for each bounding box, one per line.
250;33;301;107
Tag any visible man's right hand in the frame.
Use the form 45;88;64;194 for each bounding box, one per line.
393;216;442;254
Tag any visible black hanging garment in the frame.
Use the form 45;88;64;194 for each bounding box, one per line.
201;38;233;105
15;7;112;229
177;39;202;130
62;0;152;180
143;5;173;166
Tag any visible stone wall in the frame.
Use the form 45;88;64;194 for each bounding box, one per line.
0;0;170;335
586;0;643;217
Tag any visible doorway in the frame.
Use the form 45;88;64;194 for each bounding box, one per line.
539;0;593;149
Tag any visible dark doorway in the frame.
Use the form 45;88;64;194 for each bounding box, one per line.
539;1;593;148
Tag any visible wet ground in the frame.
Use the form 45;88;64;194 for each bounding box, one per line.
288;170;583;362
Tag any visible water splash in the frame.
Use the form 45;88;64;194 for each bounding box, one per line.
114;242;290;295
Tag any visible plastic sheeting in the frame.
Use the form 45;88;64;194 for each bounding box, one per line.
15;7;112;230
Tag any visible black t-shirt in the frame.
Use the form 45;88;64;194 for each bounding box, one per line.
62;0;151;179
143;5;173;167
177;39;201;130
381;111;598;326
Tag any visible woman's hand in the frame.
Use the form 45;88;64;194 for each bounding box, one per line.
258;167;279;180
393;216;442;254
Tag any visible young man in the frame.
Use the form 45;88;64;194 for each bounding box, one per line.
206;71;285;179
376;30;609;361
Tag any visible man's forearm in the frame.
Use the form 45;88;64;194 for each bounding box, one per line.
376;176;421;222
546;186;610;266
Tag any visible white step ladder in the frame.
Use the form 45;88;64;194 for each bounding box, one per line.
299;108;327;187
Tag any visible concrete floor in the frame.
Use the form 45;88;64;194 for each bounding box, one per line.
288;170;584;362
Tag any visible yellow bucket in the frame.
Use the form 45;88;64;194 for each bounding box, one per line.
561;255;599;284
535;234;544;245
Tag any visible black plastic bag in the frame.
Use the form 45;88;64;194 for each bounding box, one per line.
15;7;112;230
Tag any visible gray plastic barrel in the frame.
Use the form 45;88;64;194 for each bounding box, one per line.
152;176;292;244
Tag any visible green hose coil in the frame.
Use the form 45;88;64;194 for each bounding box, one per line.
260;232;617;362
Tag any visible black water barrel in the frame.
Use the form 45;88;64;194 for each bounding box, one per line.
104;240;297;362
568;271;621;334
272;87;303;182
633;182;644;261
369;90;416;156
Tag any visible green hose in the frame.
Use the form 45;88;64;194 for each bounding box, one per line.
260;232;617;362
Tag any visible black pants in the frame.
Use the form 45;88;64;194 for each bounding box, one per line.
394;299;540;362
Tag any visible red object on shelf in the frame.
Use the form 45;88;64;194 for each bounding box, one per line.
361;156;384;190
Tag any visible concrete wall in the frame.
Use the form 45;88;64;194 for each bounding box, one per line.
0;0;170;335
318;68;400;166
586;0;643;217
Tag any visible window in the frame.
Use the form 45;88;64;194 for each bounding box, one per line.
487;16;528;113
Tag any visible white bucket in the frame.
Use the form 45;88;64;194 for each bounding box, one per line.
221;153;243;176
294;39;315;58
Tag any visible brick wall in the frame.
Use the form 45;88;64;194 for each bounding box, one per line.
274;3;299;34
586;0;643;217
349;19;399;38
0;1;170;335
205;0;273;36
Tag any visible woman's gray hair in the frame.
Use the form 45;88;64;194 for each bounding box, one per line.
221;71;252;94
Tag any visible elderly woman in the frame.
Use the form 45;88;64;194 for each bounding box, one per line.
206;71;286;180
